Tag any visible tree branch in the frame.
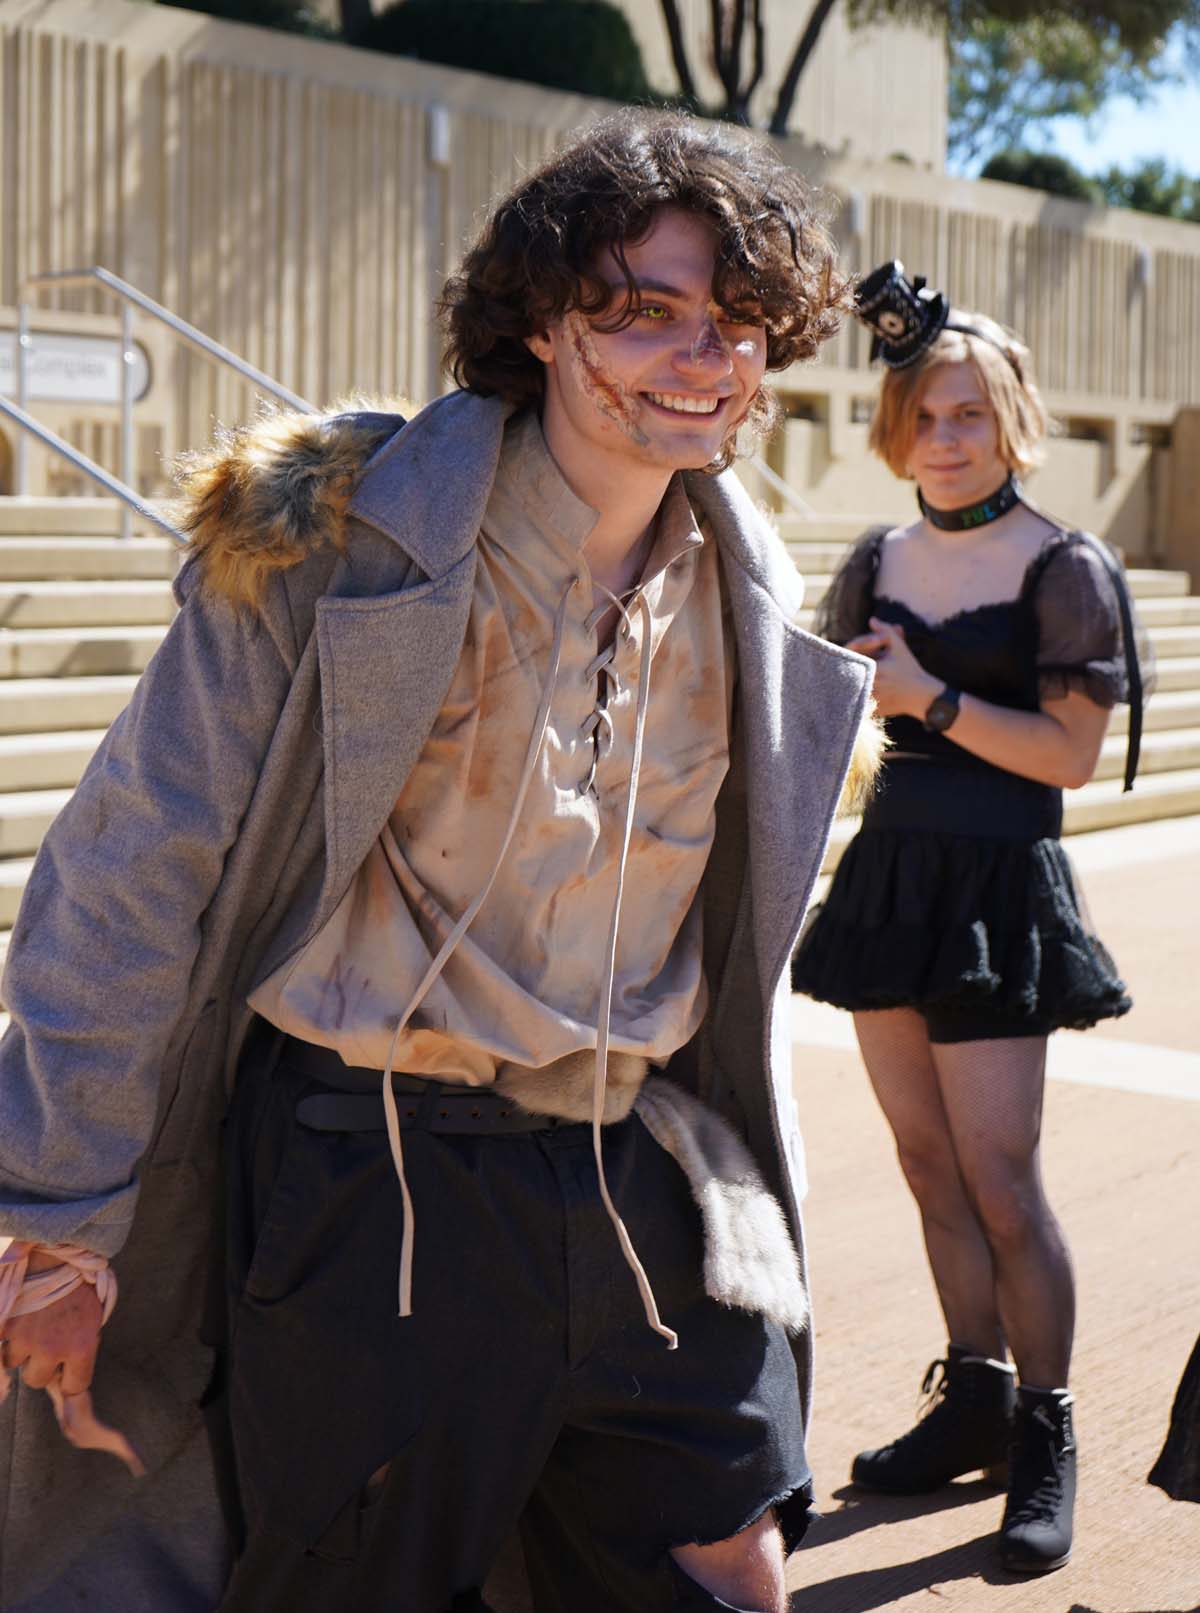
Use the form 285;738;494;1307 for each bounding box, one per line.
747;0;767;104
711;0;741;109
769;0;839;135
657;0;698;101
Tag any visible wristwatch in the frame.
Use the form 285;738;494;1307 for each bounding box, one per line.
922;685;961;733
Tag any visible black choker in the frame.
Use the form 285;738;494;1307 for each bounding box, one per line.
918;475;1021;531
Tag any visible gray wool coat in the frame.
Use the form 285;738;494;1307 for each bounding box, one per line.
0;390;872;1611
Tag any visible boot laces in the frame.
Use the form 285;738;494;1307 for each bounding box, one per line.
1008;1405;1074;1523
877;1359;952;1458
916;1356;950;1417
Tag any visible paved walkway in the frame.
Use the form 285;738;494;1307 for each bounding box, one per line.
787;815;1200;1611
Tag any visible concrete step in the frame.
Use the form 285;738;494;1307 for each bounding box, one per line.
1134;595;1200;628
0;498;167;538
0;789;71;858
1148;624;1200;657
1094;726;1200;782
0;862;31;930
1150;656;1200;693
1064;766;1200;834
784;542;860;573
778;515;895;544
0;537;178;582
0;675;137;734
0;579;177;629
0;729;106;790
1113;689;1200;735
0;624;166;679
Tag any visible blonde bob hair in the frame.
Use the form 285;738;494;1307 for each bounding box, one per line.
869;311;1049;480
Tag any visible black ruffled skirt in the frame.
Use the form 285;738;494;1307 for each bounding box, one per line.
791;759;1131;1035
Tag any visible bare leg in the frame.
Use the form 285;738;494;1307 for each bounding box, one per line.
930;1035;1074;1387
670;1510;786;1612
854;1008;1005;1358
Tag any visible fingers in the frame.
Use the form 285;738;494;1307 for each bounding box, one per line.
846;633;888;657
868;615;908;643
47;1384;147;1478
3;1285;103;1394
58;1333;102;1396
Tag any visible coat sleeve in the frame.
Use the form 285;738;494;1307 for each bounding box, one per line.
0;562;298;1256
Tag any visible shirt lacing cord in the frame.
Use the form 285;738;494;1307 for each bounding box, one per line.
376;575;677;1348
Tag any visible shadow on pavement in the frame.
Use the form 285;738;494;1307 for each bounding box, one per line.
802;1477;1004;1548
1068;1606;1200;1613
790;1531;1037;1611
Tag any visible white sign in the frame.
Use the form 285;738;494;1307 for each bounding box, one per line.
0;330;151;405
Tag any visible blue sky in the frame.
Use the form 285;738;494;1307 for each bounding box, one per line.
960;26;1200;177
1034;76;1200;175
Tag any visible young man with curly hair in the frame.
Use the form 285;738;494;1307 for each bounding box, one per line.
0;112;873;1612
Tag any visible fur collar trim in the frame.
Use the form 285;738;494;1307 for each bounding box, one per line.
171;398;412;608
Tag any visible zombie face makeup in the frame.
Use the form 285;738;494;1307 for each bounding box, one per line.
564;311;651;449
526;207;768;487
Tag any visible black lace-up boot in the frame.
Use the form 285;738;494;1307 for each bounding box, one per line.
999;1387;1076;1574
851;1345;1016;1493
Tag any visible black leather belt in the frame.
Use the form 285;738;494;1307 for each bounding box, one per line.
296;1088;562;1135
278;1036;565;1136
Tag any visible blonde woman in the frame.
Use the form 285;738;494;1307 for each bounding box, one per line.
792;262;1146;1575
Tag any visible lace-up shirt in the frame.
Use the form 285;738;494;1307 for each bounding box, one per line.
249;409;734;1084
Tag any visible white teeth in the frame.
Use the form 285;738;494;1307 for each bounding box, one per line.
646;393;721;415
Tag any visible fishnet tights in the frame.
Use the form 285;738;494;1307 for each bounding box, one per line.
854;1008;1074;1387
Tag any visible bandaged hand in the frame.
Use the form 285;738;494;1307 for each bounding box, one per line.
0;1238;145;1477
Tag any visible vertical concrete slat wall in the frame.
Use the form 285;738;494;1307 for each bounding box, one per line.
1;0;1200;530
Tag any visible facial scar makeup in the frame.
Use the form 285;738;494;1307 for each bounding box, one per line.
564;311;651;448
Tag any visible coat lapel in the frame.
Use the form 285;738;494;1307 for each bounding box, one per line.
314;558;476;923
309;391;515;926
687;470;874;1002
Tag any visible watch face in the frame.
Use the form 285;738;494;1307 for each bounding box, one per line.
925;692;960;732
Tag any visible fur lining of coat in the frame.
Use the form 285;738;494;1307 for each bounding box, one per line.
635;1078;810;1335
172;398;415;609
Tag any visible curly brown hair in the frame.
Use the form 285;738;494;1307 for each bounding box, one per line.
441;110;852;456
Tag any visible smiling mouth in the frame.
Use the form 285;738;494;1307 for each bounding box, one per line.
644;392;723;415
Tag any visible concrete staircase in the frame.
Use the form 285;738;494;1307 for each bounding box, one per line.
2;500;1200;977
0;502;178;980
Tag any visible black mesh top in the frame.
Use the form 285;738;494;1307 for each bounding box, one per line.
815;525;1139;767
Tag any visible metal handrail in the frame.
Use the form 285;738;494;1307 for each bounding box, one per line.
748;453;815;520
0;396;185;544
12;265;317;538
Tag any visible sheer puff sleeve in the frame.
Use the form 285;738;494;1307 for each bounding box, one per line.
1034;534;1153;709
813;526;888;646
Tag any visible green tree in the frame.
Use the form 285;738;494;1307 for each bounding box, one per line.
980;147;1100;201
656;0;1199;139
947;17;1177;166
1094;158;1200;222
359;0;653;101
157;0;336;35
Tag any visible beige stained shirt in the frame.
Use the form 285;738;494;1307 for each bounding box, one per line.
249;409;733;1084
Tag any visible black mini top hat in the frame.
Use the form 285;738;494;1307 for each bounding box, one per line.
856;260;950;369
